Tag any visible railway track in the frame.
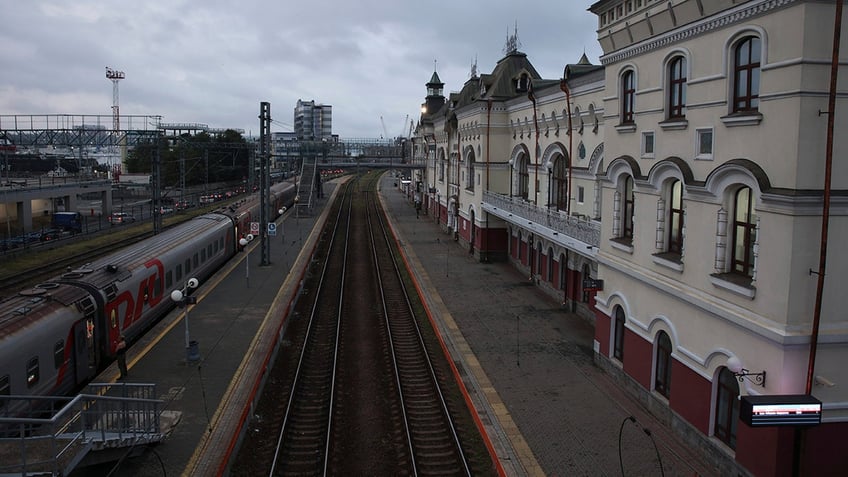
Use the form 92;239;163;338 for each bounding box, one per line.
230;173;495;476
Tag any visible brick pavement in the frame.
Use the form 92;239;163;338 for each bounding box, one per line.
379;175;718;477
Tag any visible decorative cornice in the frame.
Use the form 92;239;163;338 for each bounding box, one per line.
600;0;797;65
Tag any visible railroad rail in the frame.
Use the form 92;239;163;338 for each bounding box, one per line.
230;173;496;475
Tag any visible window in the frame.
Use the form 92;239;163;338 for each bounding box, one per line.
668;180;684;255
582;264;592;303
714;367;740;449
559;253;567;291
552;157;568;211
731;186;756;277
547;248;555;282
613;306;626;361
696;128;713;159
578;186;585;204
26;357;39;387
578;142;586;160
518;156;530;200
655;331;672;398
733;37;761;113
642;132;655;158
53;340;65;369
0;375;9;396
439;159;445;182
668;57;687;119
621;71;635;124
467;161;475;191
622;176;635;241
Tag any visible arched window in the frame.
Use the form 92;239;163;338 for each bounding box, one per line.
536;242;543;277
439;157;445;182
733;37;761;113
622;176;635;241
668;180;684;255
559;253;567;291
613;306;626;361
732;186;756;277
466;159;475;191
552;156;568;211
621;70;635;124
547;247;555;282
668;57;687;119
714;367;740;449
518;154;530;200
654;331;672;398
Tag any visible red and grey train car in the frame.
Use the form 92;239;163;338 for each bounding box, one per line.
0;181;297;405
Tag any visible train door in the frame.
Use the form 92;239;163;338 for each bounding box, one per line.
73;299;98;385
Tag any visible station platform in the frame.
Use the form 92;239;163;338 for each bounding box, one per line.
75;172;716;476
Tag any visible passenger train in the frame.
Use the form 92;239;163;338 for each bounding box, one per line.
0;181;298;407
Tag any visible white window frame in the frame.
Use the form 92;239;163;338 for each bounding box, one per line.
641;131;655;159
696;127;714;160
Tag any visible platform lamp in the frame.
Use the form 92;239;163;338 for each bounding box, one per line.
508;158;514;197
239;234;255;287
277;206;287;244
727;356;766;387
170;277;200;363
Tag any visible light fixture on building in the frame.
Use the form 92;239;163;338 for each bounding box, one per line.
727;356;766;387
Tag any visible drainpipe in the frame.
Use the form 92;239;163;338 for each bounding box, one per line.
796;4;841;475
529;83;540;206
484;98;493;262
560;76;573;216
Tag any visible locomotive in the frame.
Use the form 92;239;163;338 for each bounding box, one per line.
0;181;297;406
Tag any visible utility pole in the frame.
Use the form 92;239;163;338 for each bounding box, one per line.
259;102;271;266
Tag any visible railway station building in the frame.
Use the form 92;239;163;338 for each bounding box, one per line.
412;0;848;474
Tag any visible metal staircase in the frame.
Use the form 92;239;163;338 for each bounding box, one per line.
0;383;164;476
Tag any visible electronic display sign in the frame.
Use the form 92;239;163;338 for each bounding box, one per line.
740;394;822;427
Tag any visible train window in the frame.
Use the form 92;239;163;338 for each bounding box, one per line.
176;264;182;282
201;248;207;262
207;244;213;259
0;375;9;396
185;259;191;275
26;357;39;387
166;270;173;290
193;253;199;268
53;340;65;369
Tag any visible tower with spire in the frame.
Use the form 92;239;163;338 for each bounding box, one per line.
421;63;445;117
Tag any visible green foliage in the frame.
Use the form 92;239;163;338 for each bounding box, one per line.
125;130;251;188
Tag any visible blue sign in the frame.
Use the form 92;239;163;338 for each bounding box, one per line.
268;223;277;236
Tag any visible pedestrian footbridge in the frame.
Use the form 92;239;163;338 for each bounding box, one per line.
0;383;177;476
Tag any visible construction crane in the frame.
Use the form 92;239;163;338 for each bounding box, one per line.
380;116;389;139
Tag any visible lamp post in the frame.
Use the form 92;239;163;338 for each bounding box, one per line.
170;277;199;362
239;233;254;287
278;207;287;244
508;158;514;197
546;159;554;210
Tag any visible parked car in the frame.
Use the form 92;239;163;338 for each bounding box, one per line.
108;212;136;225
40;227;71;241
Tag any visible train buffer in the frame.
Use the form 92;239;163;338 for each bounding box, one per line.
0;382;176;476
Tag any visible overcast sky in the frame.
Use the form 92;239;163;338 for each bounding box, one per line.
0;1;603;139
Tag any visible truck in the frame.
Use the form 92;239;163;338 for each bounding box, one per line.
51;211;83;233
